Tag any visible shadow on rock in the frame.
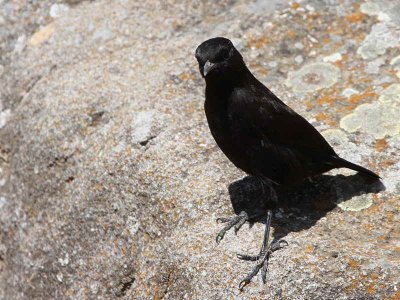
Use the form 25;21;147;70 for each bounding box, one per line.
228;174;385;240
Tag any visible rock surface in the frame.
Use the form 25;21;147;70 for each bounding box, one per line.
0;0;399;299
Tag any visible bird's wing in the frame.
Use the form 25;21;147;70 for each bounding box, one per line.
228;87;336;161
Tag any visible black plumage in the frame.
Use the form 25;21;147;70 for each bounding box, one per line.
196;37;379;186
195;37;379;288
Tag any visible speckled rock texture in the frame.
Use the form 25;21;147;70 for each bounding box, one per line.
0;0;399;299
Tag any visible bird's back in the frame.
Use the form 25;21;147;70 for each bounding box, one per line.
205;74;337;185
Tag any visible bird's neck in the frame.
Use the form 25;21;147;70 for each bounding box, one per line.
205;64;251;96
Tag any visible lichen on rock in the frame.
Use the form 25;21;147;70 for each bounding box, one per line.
286;62;340;93
357;23;400;60
340;84;400;139
337;194;373;211
0;0;398;299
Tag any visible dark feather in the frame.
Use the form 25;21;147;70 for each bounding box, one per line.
196;37;380;186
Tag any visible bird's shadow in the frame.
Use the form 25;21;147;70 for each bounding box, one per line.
228;174;385;241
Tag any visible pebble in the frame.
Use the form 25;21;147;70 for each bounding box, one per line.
0;109;11;129
50;4;69;18
294;42;304;50
323;53;342;63
295;55;304;64
342;88;359;97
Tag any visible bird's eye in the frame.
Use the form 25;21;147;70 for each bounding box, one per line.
219;49;230;61
223;49;230;59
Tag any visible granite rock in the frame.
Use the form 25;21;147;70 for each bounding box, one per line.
0;0;398;299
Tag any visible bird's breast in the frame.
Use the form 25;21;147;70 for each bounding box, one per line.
204;96;254;174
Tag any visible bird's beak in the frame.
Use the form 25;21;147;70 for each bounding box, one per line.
203;60;215;77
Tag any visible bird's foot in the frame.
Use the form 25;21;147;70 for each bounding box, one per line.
237;239;288;290
215;211;248;244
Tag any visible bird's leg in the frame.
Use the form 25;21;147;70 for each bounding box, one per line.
215;211;248;244
237;183;288;289
237;209;273;289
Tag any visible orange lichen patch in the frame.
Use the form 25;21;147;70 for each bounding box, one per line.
348;91;376;104
348;258;360;269
345;273;381;295
184;103;197;116
322;38;330;44
333;59;345;68
305;100;314;110
315;113;337;126
358;76;373;84
345;279;359;293
190;243;203;252
291;2;300;9
304;245;314;254
249;62;268;75
379;158;396;168
328;26;344;36
287;30;296;39
387;69;399;77
366;284;376;294
316;94;336;105
336;103;357;113
258;68;268;75
179;72;190;81
178;72;195;81
315;112;328;122
369;273;380;281
248;36;269;49
332;43;343;53
346;12;365;23
354;32;367;43
374;139;388;152
251;64;268;75
162;198;176;210
341;53;350;62
365;201;382;215
380;82;392;89
308;12;321;20
363;222;374;230
389;290;400;300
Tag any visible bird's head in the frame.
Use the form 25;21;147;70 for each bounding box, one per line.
195;37;244;79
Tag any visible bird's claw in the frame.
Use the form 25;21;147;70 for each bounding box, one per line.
237;239;288;288
215;232;225;244
216;217;231;223
236;253;259;261
215;211;248;244
239;278;251;290
237;239;288;261
270;239;288;251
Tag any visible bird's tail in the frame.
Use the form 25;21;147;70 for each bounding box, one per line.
330;156;380;179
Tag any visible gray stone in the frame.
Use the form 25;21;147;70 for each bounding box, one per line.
323;52;342;63
0;0;398;299
341;88;359;97
49;3;69;19
130;110;156;144
0;109;11;129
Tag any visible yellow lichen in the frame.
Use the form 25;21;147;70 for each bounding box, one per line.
346;12;365;23
29;23;55;46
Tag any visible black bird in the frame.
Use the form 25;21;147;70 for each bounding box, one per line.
195;37;380;289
